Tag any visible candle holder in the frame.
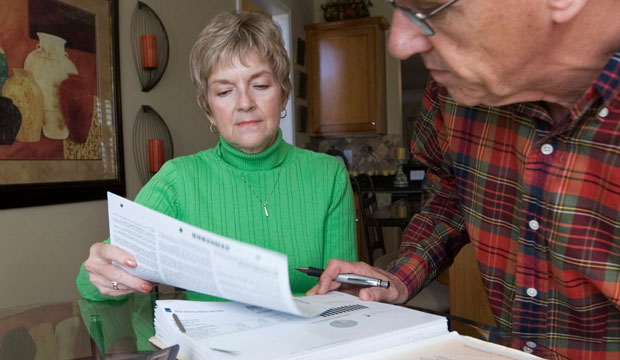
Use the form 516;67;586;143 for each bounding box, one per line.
133;105;173;184
130;1;169;91
393;146;409;188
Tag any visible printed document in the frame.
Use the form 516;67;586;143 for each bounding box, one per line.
107;192;332;317
153;291;448;360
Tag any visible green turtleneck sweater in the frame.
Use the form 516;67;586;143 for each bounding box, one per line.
76;131;357;301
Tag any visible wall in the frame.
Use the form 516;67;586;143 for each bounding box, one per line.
0;0;312;309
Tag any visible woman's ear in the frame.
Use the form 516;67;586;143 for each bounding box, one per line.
548;0;588;23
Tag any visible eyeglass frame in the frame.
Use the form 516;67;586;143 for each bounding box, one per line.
387;0;458;36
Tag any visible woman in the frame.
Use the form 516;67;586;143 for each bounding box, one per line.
76;11;357;301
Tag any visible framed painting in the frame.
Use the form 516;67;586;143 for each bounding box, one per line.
0;0;124;209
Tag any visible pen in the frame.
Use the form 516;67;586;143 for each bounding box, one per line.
296;267;390;288
172;313;186;333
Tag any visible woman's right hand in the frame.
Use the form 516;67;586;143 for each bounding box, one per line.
83;242;156;297
305;259;410;304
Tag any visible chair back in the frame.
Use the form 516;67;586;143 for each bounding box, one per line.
351;174;387;265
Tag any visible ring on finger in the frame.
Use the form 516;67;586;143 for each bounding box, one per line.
111;281;119;291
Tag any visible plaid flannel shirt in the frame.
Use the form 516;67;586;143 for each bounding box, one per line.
389;48;620;359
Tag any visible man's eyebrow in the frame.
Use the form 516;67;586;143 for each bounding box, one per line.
398;0;445;9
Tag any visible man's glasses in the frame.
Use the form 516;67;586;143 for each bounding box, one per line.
387;0;458;36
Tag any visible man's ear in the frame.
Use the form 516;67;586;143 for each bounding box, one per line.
548;0;588;23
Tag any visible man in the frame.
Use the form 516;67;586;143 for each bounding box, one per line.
308;0;620;358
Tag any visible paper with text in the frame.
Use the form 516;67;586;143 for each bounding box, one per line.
154;291;448;360
107;192;331;317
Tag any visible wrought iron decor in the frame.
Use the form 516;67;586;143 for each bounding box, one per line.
130;1;169;91
132;105;173;184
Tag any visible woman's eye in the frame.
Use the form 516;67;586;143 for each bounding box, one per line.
253;84;269;90
217;90;232;96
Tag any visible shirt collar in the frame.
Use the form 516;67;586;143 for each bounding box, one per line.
592;45;620;104
509;44;620;126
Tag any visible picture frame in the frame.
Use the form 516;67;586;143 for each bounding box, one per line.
297;105;308;133
0;0;125;209
296;38;305;66
295;71;307;99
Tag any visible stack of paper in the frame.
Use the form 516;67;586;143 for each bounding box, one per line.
153;292;448;360
107;193;449;359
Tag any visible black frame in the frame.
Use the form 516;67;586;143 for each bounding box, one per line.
0;0;125;209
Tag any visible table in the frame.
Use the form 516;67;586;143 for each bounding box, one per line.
0;291;568;359
365;195;421;230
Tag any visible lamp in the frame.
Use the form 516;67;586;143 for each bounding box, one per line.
130;1;169;92
132;105;173;184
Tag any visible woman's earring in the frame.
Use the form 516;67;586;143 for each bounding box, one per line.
210;123;217;134
280;108;287;119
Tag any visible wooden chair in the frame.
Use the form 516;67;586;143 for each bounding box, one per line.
351;174;387;265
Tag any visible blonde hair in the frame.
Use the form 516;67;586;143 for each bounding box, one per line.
189;11;291;118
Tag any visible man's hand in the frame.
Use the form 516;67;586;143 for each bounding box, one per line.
83;242;156;297
305;259;409;304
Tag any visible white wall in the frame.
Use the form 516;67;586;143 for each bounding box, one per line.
0;0;313;309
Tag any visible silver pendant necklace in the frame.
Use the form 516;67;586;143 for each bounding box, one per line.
238;168;283;217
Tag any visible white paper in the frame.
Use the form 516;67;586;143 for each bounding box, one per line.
340;332;544;360
107;192;332;317
154;292;448;360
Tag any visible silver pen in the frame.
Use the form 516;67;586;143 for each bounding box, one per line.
296;267;390;288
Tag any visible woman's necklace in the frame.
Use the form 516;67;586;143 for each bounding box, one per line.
238;168;283;217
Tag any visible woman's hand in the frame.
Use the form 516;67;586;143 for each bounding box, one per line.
83;242;156;297
305;259;409;304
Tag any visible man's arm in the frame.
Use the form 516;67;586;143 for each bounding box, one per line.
308;80;469;304
388;79;469;300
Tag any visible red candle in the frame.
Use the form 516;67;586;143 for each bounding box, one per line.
141;34;158;69
149;139;164;173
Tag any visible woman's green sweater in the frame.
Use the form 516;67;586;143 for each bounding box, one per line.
76;131;357;301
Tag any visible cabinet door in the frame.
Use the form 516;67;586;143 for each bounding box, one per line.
306;18;388;136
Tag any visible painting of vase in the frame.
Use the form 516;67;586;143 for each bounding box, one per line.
2;68;44;142
59;74;93;143
0;96;22;145
24;32;78;140
0;0;126;209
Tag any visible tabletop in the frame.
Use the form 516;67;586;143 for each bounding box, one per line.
0;290;570;359
365;195;422;230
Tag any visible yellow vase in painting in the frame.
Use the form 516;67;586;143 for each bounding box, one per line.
2;68;44;142
24;32;78;140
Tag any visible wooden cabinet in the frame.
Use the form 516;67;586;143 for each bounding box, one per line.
305;17;389;136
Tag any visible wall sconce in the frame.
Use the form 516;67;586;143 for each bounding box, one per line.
130;1;169;92
133;105;173;185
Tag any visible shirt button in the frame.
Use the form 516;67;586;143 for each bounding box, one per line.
522;346;534;354
541;144;554;155
526;341;537;348
528;219;540;231
527;287;538;297
598;107;609;118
